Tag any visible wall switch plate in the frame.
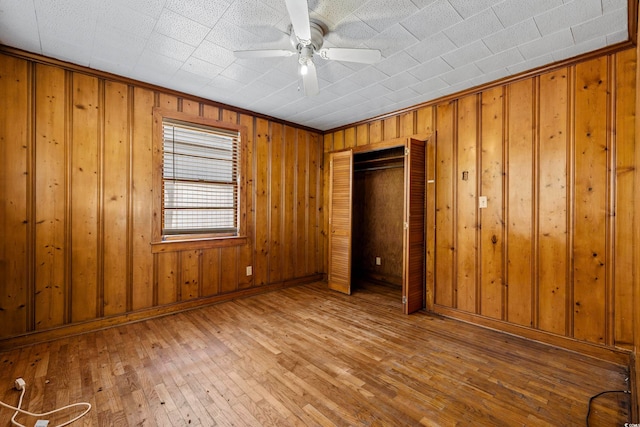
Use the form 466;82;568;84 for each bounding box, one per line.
479;196;488;209
375;257;381;266
246;266;252;276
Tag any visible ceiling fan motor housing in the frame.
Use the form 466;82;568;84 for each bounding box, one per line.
290;21;324;52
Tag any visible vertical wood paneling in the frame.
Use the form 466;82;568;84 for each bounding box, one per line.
202;248;221;296
296;129;309;277
435;103;455;307
102;81;129;316
255;118;270;286
479;87;504;320
158;93;177;111
202;104;220;120
269;123;284;283
0;55;29;335
238;113;253;289
70;73;100;323
456;95;478;312
0;52;325;345
356;124;369;146
220;247;238;294
323;133;333;152
573;57;609;344
400;112;415;137
537;69;569;335
131;87;154;311
34;64;67;329
344;127;356;148
369;120;382;144
283;126;297;280
425;50;635;354
333;130;344;150
308;133;320;274
156;252;178;304
322;139;331;275
319;139;326;276
180;250;200;300
416;106;433;135
181;99;199;116
384;117;398;140
614;49;636;349
506;79;534;327
426;135;436;311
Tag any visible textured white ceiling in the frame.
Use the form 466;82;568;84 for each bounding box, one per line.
0;0;629;130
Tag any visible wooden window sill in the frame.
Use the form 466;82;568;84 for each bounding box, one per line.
151;236;247;253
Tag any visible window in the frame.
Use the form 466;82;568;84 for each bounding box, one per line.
152;109;246;250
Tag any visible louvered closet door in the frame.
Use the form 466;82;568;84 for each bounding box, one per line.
403;138;426;314
328;150;353;295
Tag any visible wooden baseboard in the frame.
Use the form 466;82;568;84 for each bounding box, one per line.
433;305;632;366
0;274;323;352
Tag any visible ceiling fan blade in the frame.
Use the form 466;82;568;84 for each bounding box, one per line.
319;48;381;64
234;49;296;59
302;61;318;96
285;0;311;43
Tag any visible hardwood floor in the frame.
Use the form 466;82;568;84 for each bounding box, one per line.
0;281;630;426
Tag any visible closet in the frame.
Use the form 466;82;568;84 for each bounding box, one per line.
328;138;426;314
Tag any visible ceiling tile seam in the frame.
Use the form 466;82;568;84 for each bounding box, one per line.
30;0;45;54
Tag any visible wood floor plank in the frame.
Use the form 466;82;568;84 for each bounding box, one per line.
0;281;630;426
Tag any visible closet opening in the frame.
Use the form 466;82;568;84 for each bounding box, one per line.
327;137;426;314
352;146;405;297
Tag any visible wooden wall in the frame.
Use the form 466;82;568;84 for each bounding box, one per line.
324;48;637;355
0;51;324;346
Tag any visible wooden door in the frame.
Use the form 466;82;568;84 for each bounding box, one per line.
328;150;353;294
403;138;426;314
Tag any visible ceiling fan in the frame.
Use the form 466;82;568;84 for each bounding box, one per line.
233;0;382;96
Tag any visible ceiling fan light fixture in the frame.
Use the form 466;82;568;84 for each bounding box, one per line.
299;45;313;76
234;0;381;97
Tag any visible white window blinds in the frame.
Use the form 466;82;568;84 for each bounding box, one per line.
162;119;240;236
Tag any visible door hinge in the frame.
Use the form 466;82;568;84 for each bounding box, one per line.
405;147;410;155
404;222;408;229
402;296;407;304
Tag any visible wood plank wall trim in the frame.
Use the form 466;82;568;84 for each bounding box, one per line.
324;47;637;356
0;52;324;344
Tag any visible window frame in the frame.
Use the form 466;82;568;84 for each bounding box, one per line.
151;108;247;253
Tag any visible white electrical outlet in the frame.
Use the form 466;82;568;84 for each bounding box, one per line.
479;196;488;209
375;257;381;266
246;266;252;276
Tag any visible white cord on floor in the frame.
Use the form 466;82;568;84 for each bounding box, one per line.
0;380;91;427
